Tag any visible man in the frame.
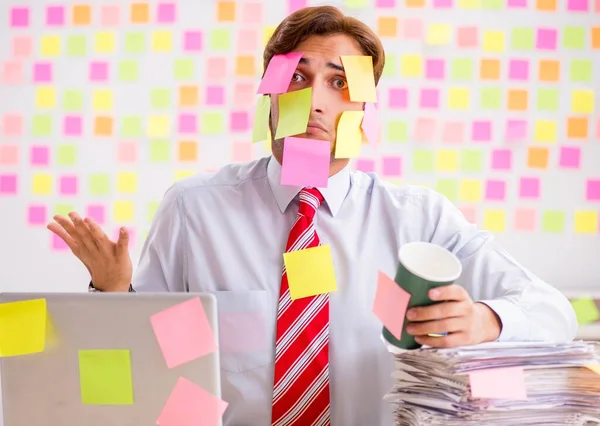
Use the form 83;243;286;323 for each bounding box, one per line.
47;5;577;426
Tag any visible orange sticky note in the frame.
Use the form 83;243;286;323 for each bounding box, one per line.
131;2;149;23
179;85;199;107
539;60;560;82
507;89;528;111
527;146;549;169
72;4;91;25
372;271;411;340
178;141;197;161
94;116;113;136
283;245;337;300
469;367;527;400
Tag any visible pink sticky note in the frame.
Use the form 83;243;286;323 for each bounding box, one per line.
230;111;249;132
355;159;375;173
509;59;529;81
377;0;397;6
414;118;436;142
242;2;263;23
233;83;255;107
559;146;581;169
491;149;512;170
457;27;478;48
12;36;32;57
178;113;197;134
586;179;600;201
382;156;402;176
64;115;82;136
442;121;465;144
472;121;492;142
157;2;176;23
59;175;78;195
46;5;65;26
89;61;109;82
506;120;527;141
519;177;540;198
150;297;218;368
288;0;308;13
434;0;453;7
362;102;379;144
508;0;527;7
469;367;527;400
52;233;68;251
118;142;138;164
3;61;23;84
568;0;588;10
237;29;258;52
257;52;303;94
515;208;536;231
33;62;52;83
373;271;411;340
30;146;50;166
11;7;29;27
388;88;408;108
100;5;120;27
0;145;19;166
281;137;330;188
459;206;477;223
86;204;106;224
183;31;202;52
2;114;23;137
402;18;423;40
206;85;224;105
28;205;47;225
596;0;600;11
419;88;439;109
485;180;506;201
0;174;17;195
219;311;267;354
596;117;600;140
232;141;253;163
536;28;557;50
206;57;227;81
156;377;228;426
425;59;445;80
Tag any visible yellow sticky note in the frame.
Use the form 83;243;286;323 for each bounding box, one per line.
436;150;458;171
448;88;470;110
263;26;276;46
483;31;505;52
93;89;113;111
174;170;195;181
340;55;377;102
459;180;482;202
252;95;270;143
0;299;47;357
284;245;337;301
40;35;61;57
570;297;600;325
147;115;171;137
152;31;173;52
427;24;452;45
571;90;594;114
117;172;138;194
585;365;600;375
275;88;311;140
534;120;557;143
95;32;115;53
575;211;598;233
35;87;57;109
458;0;480;7
484;209;506;232
334;110;364;159
400;54;422;77
114;201;134;222
32;173;53;195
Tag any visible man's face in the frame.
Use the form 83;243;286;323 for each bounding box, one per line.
269;34;366;172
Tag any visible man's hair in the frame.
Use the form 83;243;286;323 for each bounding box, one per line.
263;6;386;86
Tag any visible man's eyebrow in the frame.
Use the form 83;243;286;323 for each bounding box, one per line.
298;57;346;73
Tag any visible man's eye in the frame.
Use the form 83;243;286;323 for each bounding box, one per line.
291;73;303;82
333;79;347;89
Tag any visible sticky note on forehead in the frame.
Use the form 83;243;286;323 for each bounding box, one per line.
340;55;377;103
257;51;303;94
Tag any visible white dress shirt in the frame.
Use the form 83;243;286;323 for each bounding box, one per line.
133;155;577;426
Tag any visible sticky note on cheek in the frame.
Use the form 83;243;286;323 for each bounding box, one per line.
334;111;364;158
284;245;337;300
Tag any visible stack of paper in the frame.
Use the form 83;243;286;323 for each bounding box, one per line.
383;341;600;426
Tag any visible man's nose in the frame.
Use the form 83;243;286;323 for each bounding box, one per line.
309;81;325;114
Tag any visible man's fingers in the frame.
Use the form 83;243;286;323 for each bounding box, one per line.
115;227;130;256
414;332;469;349
47;221;77;249
69;212;100;253
428;284;469;302
84;217;111;247
406;317;467;336
407;301;469;322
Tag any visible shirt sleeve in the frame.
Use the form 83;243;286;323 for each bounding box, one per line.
418;189;577;343
131;182;187;293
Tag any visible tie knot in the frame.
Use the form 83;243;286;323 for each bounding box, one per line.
298;187;324;219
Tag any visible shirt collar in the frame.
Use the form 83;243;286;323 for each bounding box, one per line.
266;155;350;218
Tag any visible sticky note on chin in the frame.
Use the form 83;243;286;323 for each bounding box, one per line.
284;245;337;300
334;111;364;158
281;137;330;188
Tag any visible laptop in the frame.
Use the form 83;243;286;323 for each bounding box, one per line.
0;292;222;426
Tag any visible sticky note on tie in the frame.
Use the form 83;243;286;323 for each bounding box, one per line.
281;137;330;188
334;111;364;158
257;51;303;94
361;102;378;144
156;377;228;426
150;297;218;368
252;95;270;143
284;245;337;300
275;87;311;139
469;367;527;400
570;297;600;325
373;271;411;340
0;298;47;357
78;349;134;405
340;55;377;103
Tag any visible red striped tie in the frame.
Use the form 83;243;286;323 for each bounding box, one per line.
271;187;330;426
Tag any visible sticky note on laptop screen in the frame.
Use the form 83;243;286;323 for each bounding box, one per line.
0;298;47;357
340;55;377;103
150;297;218;368
283;245;337;300
78;349;134;405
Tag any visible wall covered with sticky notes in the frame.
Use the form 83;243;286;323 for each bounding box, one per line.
0;0;598;292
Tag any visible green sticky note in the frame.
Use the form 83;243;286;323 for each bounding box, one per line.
89;174;110;195
482;0;503;8
461;150;483;172
412;150;434;173
149;140;171;162
148;201;160;223
451;58;474;81
67;35;87;57
511;28;534;51
480;87;502;110
275;87;311;139
344;0;369;7
387;121;408;143
78;349;134;405
201;112;225;135
537;88;559;111
54;204;74;217
563;27;585;49
0;298;47;357
121;116;142;137
435;179;458;201
63;90;84;111
151;89;171;109
174;59;194;80
382;54;396;77
542;211;564;233
32;115;53;137
56;145;77;166
210;29;231;50
252;96;270;143
125;32;145;54
570;60;592;82
571;297;600;325
119;61;138;82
